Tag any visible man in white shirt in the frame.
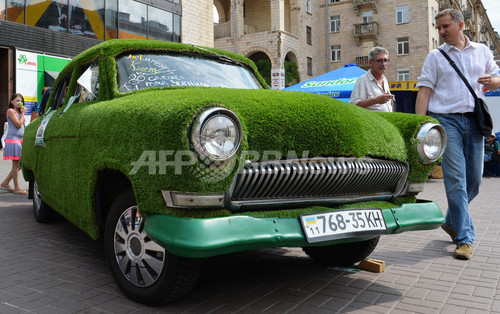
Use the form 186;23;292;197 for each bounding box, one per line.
349;47;395;112
416;9;500;260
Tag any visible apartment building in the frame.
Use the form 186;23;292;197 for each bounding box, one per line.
213;0;500;87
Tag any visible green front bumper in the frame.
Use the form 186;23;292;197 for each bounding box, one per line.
145;200;445;258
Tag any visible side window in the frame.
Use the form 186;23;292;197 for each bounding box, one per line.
75;63;99;103
52;75;71;110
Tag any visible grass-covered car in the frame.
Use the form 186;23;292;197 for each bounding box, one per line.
21;39;446;305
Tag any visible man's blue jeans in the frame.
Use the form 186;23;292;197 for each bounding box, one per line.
429;113;484;245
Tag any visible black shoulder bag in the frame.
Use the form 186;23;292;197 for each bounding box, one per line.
438;48;493;136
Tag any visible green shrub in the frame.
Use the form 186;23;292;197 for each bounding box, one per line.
284;61;300;87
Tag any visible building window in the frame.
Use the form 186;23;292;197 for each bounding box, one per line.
397;69;410;81
431;7;436;25
6;0;24;22
396;5;409;24
148;6;174;41
330;0;340;3
307;57;312;76
119;0;148;39
10;0;181;42
306;26;312;45
330;44;341;62
105;0;119;39
362;41;374;56
397;36;409;55
362;10;373;23
306;0;311;14
330;15;340;32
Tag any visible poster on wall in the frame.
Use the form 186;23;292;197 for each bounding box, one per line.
271;68;285;90
16;50;70;123
15;50;39;119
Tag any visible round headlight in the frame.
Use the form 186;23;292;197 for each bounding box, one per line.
416;123;447;164
191;107;242;161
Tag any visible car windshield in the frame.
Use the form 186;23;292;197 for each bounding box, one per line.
116;52;263;93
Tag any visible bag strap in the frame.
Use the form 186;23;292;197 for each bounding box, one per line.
437;48;479;101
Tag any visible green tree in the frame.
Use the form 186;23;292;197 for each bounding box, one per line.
254;59;271;87
284;61;299;87
254;59;300;88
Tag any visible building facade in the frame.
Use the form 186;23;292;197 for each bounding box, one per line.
213;0;500;86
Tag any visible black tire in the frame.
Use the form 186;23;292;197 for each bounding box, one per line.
104;189;201;306
32;180;59;223
302;236;380;267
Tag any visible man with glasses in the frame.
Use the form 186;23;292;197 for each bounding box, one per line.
349;47;395;112
416;9;500;260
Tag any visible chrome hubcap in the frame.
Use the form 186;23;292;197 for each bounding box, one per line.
34;181;42;211
113;206;165;287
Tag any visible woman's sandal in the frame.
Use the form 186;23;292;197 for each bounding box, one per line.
0;185;14;193
13;189;28;195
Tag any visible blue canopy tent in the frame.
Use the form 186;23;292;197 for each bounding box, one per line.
485;80;500;97
484;70;500;138
485;88;500;97
284;64;367;102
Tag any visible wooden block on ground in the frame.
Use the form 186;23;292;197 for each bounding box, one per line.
357;258;385;273
431;165;443;179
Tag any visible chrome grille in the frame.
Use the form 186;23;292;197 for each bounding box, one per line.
229;157;408;209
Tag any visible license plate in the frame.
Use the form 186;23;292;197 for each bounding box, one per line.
300;208;387;243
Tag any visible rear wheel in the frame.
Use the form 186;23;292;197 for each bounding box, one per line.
104;189;201;305
32;180;59;223
302;236;380;267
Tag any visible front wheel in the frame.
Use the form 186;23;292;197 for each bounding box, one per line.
32;180;59;223
302;236;380;267
104;189;201;305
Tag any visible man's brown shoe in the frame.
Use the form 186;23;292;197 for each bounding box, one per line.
441;224;456;241
454;244;472;260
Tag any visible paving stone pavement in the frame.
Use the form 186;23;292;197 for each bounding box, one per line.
1;152;500;313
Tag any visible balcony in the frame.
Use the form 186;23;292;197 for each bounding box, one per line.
439;0;453;10
353;21;378;45
462;9;471;20
355;56;370;69
214;22;259;39
353;0;377;15
214;22;231;39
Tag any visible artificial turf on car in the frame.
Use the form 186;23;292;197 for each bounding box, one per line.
22;39;440;239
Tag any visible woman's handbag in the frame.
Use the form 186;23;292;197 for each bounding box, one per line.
438;48;493;136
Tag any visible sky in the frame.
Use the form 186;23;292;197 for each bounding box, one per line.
483;0;500;34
